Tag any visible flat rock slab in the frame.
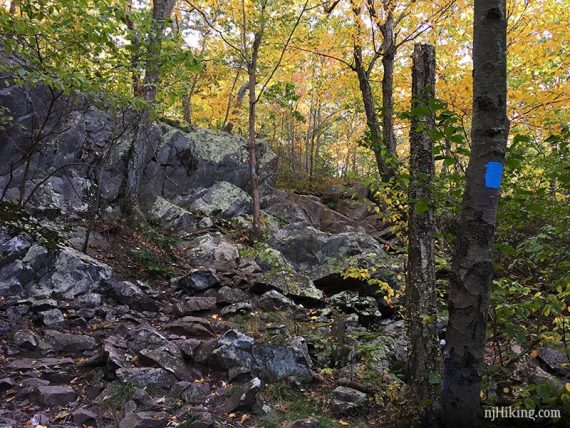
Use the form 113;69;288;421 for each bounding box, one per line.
8;357;74;369
173;297;217;316
35;385;76;407
119;411;169;428
116;368;177;389
44;330;97;352
167;316;216;338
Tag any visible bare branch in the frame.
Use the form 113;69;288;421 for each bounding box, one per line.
256;0;310;103
290;45;355;71
184;0;246;62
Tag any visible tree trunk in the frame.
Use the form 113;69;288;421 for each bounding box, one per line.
248;37;262;239
143;0;175;104
222;70;242;130
381;7;397;157
121;0;174;218
223;81;248;133
353;46;392;181
126;0;143;96
406;43;439;409
440;1;509;426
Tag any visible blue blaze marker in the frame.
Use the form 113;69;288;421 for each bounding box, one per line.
485;161;503;189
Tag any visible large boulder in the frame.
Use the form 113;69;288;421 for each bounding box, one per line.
0;229;112;299
182;181;252;219
212;330;313;383
253;247;323;302
263;189;365;234
268;223;384;281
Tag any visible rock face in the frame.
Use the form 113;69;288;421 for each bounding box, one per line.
212;330;313;383
0;229;112;299
268;223;384;281
0;78;277;216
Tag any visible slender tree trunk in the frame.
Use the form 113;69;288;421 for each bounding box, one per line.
406;43;439;409
224;81;248;133
440;1;509;426
354;46;392;181
126;0;143;96
248;60;262;238
246;16;264;239
9;1;17;14
381;6;397;156
222;70;242;130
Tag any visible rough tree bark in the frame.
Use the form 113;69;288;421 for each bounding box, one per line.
440;1;509;425
223;80;248;133
406;43;439;408
247;14;264;239
353;45;392;181
380;3;397;156
121;0;175;217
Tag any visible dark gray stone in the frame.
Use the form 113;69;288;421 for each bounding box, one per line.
216;377;261;414
217;286;249;305
116;368;177;389
39;309;64;327
292;418;320;428
72;409;98;427
177;270;219;293
13;329;37;350
107;281;159;312
173;297;217;316
330;386;368;417
167;316;215;338
44;329;97;352
35;385;76;407
119;411;169;428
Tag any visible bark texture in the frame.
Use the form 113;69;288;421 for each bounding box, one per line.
248;35;263;239
121;0;175;217
353;46;392;182
380;4;397;156
440;1;509;425
406;43;439;406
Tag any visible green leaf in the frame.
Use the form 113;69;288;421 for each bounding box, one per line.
414;200;429;214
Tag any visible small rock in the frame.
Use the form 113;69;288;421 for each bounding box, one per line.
178;269;219;293
292;418;320;428
74;293;102;309
35;385;76;407
119;411;169;428
217;286;249;305
538;347;569;376
72;409;98;427
220;302;252;316
39;309;64;327
44;329;97;352
30;413;50;427
167;316;216;338
13;329;38;350
173;297;217;316
184;411;214;428
139;347;193;381
108;281;159;312
0;377;15;393
216;377;262;413
330;386;368;417
176;382;212;404
31;299;59;312
258;290;297;312
116;368;177;389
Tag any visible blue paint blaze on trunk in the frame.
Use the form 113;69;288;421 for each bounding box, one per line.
485;161;503;189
